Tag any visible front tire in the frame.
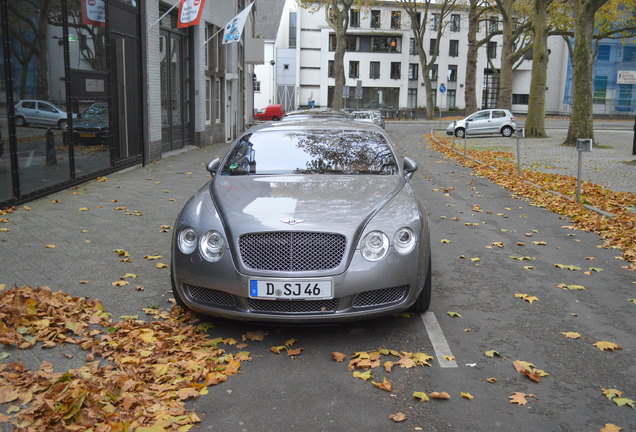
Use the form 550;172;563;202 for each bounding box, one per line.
454;128;465;138
272;116;280;121
501;126;513;137
58;119;68;130
15;116;26;127
409;256;432;313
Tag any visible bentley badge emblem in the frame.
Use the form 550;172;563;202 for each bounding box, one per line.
280;218;304;225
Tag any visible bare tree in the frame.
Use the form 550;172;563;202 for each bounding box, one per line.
464;0;495;114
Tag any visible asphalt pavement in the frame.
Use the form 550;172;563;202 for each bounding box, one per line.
0;117;634;431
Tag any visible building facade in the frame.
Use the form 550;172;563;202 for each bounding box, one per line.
0;0;255;207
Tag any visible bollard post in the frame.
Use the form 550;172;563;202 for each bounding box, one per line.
576;138;592;203
46;128;57;165
516;128;524;176
464;121;469;156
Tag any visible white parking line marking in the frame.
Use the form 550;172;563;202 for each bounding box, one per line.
421;312;458;368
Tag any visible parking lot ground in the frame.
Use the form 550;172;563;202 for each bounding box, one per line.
1;121;634;431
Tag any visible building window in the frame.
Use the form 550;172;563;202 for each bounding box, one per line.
597;45;610;61
349;61;359;78
623;46;636;62
205;78;211;123
617;84;634;110
415;12;422;28
254;80;261;92
371;10;381;28
408;63;418;80
449;40;459;57
429;38;437;56
390;62;401;79
346;36;358;51
350;9;360;28
391;11;401;29
450;14;460;32
446;89;456;109
488;41;497;59
328;60;335;78
447;65;458;82
407;89;417;108
329;34;336;51
593;75;608;103
289;12;297;48
204;26;209;67
512;94;529;104
488;17;499;34
429;64;438;81
215;78;223;123
430;13;440;31
409;38;416;55
369;61;380;79
372;36;401;53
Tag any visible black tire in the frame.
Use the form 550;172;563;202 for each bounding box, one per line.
501;126;513;137
454;128;465;138
409;256;432;313
58;119;68;130
170;268;187;308
15;116;26;127
272;116;280;121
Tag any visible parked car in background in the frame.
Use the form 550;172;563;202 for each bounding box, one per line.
446;109;516;138
171;120;432;323
72;103;109;146
14;100;74;130
351;110;385;129
282;108;352;122
254;104;285;121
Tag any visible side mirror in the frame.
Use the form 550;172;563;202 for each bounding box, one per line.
467;117;473;121
403;157;418;179
207;158;221;176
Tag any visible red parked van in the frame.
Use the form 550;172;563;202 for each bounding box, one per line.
254;104;285;121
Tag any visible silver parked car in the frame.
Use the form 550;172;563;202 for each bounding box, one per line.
171;120;432;323
446;109;516;137
351;110;385;129
14;100;73;130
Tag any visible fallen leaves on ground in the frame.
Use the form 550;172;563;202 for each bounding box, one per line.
0;285;250;431
509;392;535;405
593;341;623;351
429;392;451;400
461;392;474;400
372;377;393;392
602;388;634;409
600;424;622;432
560;332;581;339
389;412;407;422
513;360;549;382
514;293;540;304
427;136;636;265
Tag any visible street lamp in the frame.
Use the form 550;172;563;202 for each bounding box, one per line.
270;59;275;105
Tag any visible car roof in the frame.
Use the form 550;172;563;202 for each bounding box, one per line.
246;119;386;135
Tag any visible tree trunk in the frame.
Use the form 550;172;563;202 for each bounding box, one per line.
332;25;346;109
496;0;514;109
525;0;550;138
419;49;435;119
465;1;479;114
564;0;598;145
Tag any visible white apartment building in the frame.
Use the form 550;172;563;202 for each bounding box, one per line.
255;0;573;114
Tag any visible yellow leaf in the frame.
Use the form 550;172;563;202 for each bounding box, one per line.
602;388;623;400
78;207;89;211
429;392;451;400
532;241;547;246
284;338;297;347
383;361;395;372
440;239;452;243
486;377;498;383
461;392;474;400
122;273;138;279
45;244;56;249
331;352;346;362
112;280;129;287
371;377;393;392
155;263;168;269
470;257;481;262
113;249;130;257
509;392;535;405
593;341;622;351
389;412;406;422
286;348;303;357
145;255;163;260
353;370;372;381
443;355;455;362
514;293;539;304
560;332;581;339
412;391;429;402
600;424;622;432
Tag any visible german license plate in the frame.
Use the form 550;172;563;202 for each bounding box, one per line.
80;133;95;138
249;279;333;300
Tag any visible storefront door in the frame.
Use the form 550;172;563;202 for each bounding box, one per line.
160;30;187;152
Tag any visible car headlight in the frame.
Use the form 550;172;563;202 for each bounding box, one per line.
178;227;198;254
360;231;389;262
200;230;226;262
394;227;416;255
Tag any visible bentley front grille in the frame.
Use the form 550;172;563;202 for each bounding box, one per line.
238;232;346;272
247;298;338;314
185;284;236;307
352;285;409;308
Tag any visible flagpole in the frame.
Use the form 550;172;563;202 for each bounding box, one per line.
203;27;224;46
150;0;181;29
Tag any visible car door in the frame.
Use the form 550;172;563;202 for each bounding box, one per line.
18;101;37;124
466;110;491;135
490;110;508;133
36;102;60;127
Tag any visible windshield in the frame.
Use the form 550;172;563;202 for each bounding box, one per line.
220;129;398;176
82;104;108;119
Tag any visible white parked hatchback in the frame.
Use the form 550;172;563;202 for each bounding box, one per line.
446;109;516;138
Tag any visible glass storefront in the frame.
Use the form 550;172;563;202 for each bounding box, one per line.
0;0;142;206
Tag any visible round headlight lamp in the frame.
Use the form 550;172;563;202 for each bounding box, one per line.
200;230;226;262
361;231;389;262
394;227;417;255
178;227;198;254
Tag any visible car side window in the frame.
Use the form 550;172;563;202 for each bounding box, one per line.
39;103;56;113
492;110;506;118
471;111;490;121
22;101;35;109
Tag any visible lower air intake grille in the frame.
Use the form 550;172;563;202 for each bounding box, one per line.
352;285;409;308
247;298;338;314
185;285;236;307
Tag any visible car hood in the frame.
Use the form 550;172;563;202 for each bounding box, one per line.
74;118;108;130
211;175;405;237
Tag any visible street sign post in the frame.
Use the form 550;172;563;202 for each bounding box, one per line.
576;138;593;203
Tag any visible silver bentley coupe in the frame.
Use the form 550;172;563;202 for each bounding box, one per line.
171;120;431;322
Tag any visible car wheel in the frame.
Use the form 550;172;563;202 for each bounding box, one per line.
58;119;68;130
501;126;513;137
408;256;432;313
15;116;26;127
454;128;465;138
170;268;187;308
272;116;280;121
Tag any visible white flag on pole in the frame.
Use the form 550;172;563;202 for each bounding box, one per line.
222;2;255;44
